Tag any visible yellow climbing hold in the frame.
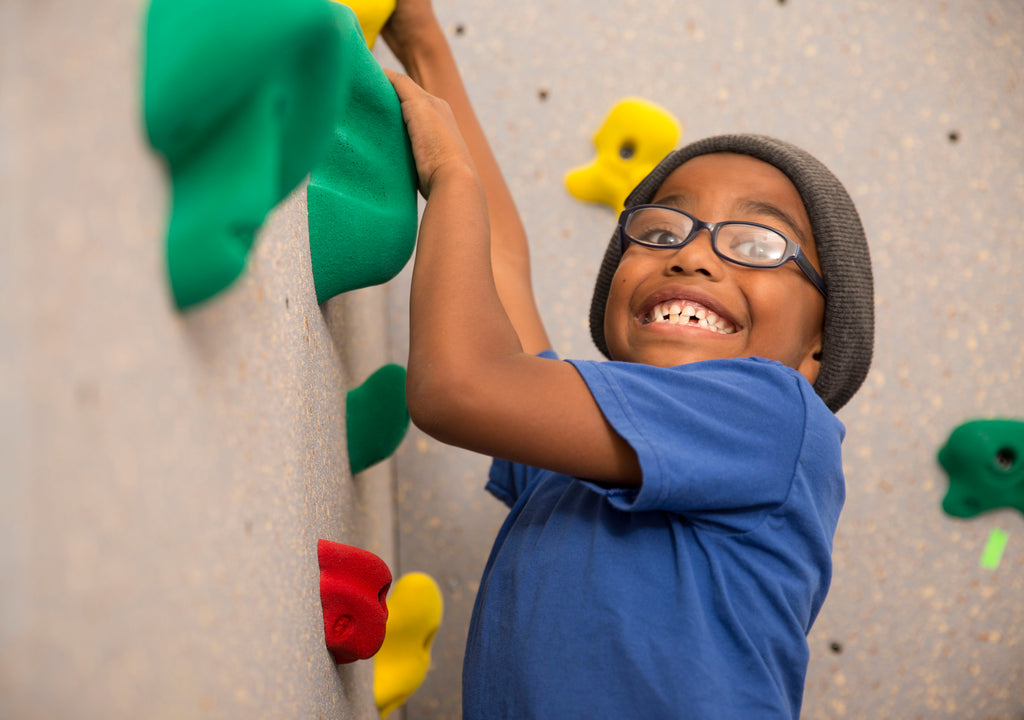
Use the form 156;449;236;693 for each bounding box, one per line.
330;0;395;48
373;572;444;719
566;97;682;212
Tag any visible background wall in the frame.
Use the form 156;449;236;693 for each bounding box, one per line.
2;1;1022;720
382;1;1024;719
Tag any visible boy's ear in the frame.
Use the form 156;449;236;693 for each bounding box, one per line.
797;343;824;385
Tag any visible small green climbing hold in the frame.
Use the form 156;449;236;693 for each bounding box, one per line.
307;3;419;305
938;418;1024;519
143;0;345;309
347;364;411;475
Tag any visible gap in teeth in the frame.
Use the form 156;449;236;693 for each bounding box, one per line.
646;300;736;334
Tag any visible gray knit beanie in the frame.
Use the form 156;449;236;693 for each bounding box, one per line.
588;133;874;413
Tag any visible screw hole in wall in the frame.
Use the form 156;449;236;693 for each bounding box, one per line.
948;130;960;143
829;641;843;654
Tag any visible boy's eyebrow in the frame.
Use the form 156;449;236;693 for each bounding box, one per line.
653;194;810;246
653;194;689;210
734;199;810;246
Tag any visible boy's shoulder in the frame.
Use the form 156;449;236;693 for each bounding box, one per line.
575;354;813;395
567;354;841;433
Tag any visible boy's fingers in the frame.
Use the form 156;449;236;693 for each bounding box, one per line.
383;67;420;98
382;67;403;90
385;69;453;122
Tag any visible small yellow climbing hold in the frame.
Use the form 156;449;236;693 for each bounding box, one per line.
373;572;444;719
566;97;682;212
330;0;395;48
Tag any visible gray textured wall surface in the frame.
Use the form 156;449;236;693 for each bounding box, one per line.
2;0;1022;719
383;1;1024;719
1;1;389;718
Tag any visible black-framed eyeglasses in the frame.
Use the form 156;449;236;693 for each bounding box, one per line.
618;204;827;297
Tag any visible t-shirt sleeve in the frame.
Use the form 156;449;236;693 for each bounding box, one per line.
566;357;811;522
487;457;535;509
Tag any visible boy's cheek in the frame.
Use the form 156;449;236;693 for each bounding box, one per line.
602;308;631;361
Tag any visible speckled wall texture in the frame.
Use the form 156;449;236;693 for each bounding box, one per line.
2;0;1022;719
1;0;389;718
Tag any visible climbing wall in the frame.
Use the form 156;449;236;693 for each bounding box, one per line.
1;0;409;718
382;1;1024;718
3;0;1023;719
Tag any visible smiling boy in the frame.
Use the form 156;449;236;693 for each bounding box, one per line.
602;152;826;377
381;1;873;717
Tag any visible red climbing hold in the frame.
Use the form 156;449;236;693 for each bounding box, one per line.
318;539;392;664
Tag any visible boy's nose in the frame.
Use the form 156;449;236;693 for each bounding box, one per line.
662;230;723;278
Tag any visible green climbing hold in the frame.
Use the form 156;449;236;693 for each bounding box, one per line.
938;418;1024;518
347;364;411;475
307;3;419;305
143;0;345;309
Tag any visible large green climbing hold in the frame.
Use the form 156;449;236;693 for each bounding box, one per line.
143;0;345;310
347;364;411;475
307;4;419;305
938;418;1024;518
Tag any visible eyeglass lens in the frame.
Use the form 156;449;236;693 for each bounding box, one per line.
624;207;790;267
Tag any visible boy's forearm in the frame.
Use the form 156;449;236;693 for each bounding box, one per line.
392;22;551;354
405;167;523;434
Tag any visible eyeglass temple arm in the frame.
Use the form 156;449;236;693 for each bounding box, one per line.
794;253;827;297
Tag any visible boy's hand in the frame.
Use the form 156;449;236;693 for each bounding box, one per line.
385;69;479;199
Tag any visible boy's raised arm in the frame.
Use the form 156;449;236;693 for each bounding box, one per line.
381;0;551;355
385;70;640;486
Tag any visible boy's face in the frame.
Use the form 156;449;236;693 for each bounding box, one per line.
603;152;825;384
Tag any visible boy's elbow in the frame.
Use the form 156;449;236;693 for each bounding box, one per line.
406;347;524;450
405;372;444;438
405;361;475;443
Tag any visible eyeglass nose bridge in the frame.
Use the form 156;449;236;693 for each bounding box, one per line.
664;218;729;263
682;217;720;245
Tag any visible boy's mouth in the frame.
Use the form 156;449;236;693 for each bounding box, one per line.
640;299;738;335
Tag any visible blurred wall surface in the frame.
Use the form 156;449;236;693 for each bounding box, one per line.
2;0;1023;719
1;1;394;718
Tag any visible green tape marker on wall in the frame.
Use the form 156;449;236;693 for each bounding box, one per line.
307;3;418;305
143;0;345;309
980;528;1009;570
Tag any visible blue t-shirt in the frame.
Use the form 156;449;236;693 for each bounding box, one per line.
463;356;845;720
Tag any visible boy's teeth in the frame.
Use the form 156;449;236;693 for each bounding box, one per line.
644;300;737;335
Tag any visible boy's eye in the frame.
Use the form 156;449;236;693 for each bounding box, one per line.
635;228;685;246
726;230;787;264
